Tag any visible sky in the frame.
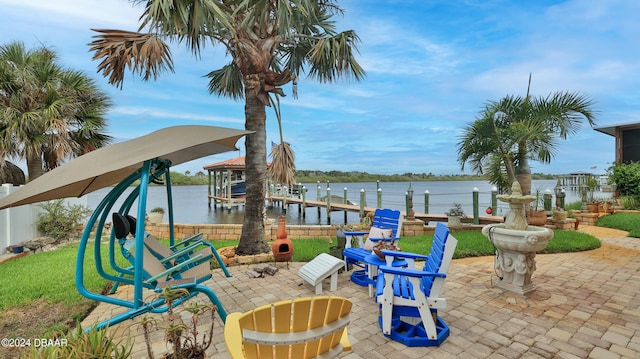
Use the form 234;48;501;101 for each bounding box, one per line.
0;0;636;177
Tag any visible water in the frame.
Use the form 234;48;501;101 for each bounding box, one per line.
86;180;588;225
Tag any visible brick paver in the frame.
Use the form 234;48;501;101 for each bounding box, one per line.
81;225;640;358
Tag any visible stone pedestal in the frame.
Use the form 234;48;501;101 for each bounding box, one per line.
553;218;576;230
484;225;553;295
573;212;600;226
494;248;537;295
400;218;425;237
483;181;554;296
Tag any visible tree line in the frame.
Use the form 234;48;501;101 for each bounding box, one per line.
168;170;556;186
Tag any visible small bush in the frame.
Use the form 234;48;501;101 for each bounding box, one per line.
619;196;639;210
608;162;640;207
564;200;583;212
36;200;92;239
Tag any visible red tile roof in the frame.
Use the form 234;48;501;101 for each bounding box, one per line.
203;156;270;171
203;156;246;171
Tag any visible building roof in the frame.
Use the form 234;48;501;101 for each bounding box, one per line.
594;121;640;136
203;156;246;171
203;156;271;171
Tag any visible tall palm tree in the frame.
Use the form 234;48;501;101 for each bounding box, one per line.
89;0;365;255
457;76;597;195
0;41;112;181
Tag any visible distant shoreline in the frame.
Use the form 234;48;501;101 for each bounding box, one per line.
168;170;564;186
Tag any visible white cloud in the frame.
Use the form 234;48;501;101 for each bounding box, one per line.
0;0;141;28
110;106;244;124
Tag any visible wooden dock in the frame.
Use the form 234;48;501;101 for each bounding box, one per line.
209;195;246;208
266;195;504;225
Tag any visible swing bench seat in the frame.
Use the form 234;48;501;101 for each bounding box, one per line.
121;214;211;268
113;212;213;288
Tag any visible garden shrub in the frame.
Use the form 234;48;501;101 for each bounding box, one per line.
36;199;92;239
607;162;640;209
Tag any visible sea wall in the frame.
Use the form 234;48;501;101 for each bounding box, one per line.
143;219;475;241
145;221;337;241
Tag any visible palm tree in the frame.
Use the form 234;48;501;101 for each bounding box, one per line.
0;160;25;185
0;41;112;181
457;75;597;195
89;0;365;255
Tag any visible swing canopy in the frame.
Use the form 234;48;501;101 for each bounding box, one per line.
0;125;248;209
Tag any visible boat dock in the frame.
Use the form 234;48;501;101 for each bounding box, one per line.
266;195;503;225
209;195;246;209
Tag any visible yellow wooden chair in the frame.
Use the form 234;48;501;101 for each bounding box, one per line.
224;296;352;359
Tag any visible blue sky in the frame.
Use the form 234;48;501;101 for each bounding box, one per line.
1;0;636;176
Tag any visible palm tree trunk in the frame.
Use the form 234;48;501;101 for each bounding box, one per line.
515;156;532;196
236;77;271;255
26;152;44;182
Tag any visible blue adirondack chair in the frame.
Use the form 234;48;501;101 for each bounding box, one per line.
342;208;402;287
375;222;458;347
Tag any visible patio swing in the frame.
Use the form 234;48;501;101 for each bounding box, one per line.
78;158;235;329
0;125;251;330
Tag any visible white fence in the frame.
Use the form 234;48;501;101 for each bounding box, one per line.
0;183;87;254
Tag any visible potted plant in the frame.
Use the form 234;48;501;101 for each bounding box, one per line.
148;207;165;223
446;203;465;227
600;198;614;214
584;176;600;213
552;208;568;221
528;188;547;226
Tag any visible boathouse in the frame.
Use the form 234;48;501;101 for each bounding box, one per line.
204;156;251;208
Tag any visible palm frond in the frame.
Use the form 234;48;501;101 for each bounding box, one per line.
268;142;296;188
205;63;244;100
137;0;233;54
532;91;597;138
89;29;174;88
307;30;365;83
486;154;511;193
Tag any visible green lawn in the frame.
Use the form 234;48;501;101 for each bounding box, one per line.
595;211;640;237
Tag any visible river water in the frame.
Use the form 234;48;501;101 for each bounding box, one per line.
86;180;591;225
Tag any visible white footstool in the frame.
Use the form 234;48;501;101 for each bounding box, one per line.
298;253;344;294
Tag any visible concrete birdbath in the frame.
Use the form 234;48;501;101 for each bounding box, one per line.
482;181;554;295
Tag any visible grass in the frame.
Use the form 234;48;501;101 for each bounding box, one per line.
194;232;601;263
542;230;602;253
596;211;640;237
0;242;112;311
0;225;607;354
0;240;131;348
565;200;584;214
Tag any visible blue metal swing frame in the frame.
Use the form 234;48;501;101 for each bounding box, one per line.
76;157;230;330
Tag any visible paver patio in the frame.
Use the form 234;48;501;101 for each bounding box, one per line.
81;226;640;358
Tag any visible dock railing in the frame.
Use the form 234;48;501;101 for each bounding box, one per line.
267;181;507;225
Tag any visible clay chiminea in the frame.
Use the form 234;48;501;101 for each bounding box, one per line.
272;215;293;263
